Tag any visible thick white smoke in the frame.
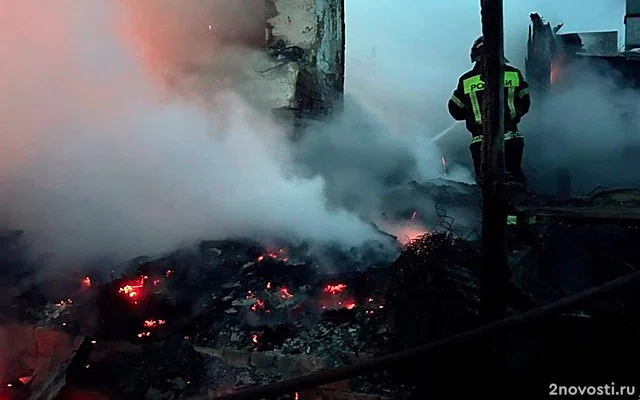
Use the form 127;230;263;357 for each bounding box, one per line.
0;0;633;267
0;0;381;267
337;0;632;195
309;0;630;204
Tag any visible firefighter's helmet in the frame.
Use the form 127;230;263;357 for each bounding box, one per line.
470;36;484;62
470;36;509;63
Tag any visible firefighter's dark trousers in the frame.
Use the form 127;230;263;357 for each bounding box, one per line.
470;136;525;186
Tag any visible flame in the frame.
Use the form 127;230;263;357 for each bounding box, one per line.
550;55;566;86
266;282;271;290
137;331;151;338
344;301;356;310
323;284;347;294
118;276;147;302
82;276;91;287
251;334;259;344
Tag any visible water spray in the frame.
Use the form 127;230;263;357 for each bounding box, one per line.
431;121;462;143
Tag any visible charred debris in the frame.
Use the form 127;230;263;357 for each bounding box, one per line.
2;181;640;399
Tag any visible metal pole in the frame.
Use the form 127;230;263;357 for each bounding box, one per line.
479;0;509;321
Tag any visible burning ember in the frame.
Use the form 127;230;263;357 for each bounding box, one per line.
319;283;359;311
343;301;357;310
118;276;146;301
143;319;166;328
257;249;288;263
279;287;293;299
251;299;265;311
323;284;347;295
56;299;73;307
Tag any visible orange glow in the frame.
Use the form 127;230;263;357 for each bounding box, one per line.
280;287;293;299
391;224;430;245
550;63;558;85
323;284;347;294
112;0;266;90
119;276;147;302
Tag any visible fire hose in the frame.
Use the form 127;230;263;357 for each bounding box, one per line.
211;268;640;400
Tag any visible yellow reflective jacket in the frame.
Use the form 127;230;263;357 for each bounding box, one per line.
448;64;531;139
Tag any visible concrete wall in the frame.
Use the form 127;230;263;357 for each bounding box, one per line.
626;0;640;50
264;0;345;116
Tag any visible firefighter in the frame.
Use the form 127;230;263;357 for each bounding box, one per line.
448;36;531;186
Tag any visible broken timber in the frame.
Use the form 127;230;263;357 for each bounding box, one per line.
506;188;640;225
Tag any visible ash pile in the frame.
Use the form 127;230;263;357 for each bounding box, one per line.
0;235;409;399
0;226;502;399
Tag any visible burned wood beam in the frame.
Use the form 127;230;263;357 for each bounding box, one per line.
210;269;640;400
515;206;640;225
479;0;509;321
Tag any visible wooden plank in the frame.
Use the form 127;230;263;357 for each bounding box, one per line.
514;206;640;224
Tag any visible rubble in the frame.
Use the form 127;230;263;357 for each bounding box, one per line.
0;324;88;400
0;236;407;398
2;187;640;398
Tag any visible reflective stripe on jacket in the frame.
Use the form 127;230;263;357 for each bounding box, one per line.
447;64;531;142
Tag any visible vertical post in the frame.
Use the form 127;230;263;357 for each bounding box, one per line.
479;0;509;321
